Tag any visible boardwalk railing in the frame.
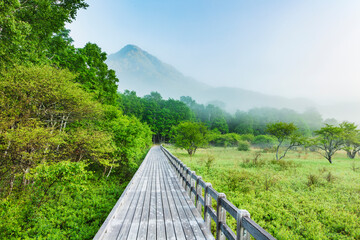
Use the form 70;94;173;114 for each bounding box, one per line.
161;146;276;240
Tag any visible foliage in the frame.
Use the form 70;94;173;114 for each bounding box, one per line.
167;145;360;240
252;135;277;148
240;133;255;142
48;31;119;105
313;124;344;163
171;122;209;156
0;0;88;67
0;161;125;239
267;122;305;160
121;91;193;142
237;140;250;151
210;132;241;147
340;122;360;159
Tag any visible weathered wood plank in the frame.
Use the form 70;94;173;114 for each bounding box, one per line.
98;155;150;240
146;152;157;240
136;155;155;240
125;157;153;239
159;154;196;239
158;154;186;240
116;157;153;239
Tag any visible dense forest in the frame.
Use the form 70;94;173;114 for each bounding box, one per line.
1;1;359;239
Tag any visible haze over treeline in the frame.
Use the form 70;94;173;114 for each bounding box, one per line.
68;0;360;123
106;44;359;124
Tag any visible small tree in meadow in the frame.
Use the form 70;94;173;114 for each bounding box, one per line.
171;122;209;156
267;122;304;160
313;124;344;163
340;122;360;159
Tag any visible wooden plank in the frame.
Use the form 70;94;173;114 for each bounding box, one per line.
158;154;196;239
167;168;207;240
160;148;215;240
158;150;187;240
136;154;155;240
155;154;167;239
116;157;153;240
157;149;177;240
125;156;154;239
147;152;158;240
99;154;150;240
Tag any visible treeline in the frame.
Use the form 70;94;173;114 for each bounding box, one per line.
1;1;152;239
119;92;329;144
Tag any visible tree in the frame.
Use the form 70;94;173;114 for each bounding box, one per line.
313;124;344;163
267;122;303;160
0;0;88;67
171;122;208;156
340;122;360;159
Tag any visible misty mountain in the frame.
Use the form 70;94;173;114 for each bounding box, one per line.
106;45;315;113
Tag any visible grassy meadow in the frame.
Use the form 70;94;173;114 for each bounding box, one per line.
164;144;360;240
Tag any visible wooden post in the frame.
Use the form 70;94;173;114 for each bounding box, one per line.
181;165;186;189
190;171;196;203
187;169;191;197
196;176;202;213
216;193;226;240
204;183;212;230
236;210;251;240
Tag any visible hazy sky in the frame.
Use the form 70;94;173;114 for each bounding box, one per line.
67;0;360;103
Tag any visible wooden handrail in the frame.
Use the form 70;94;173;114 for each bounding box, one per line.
160;145;276;240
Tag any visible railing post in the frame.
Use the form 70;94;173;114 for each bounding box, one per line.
216;193;226;240
190;171;196;203
187;170;191;197
236;210;251;240
204;183;212;230
196;176;202;213
181;165;186;188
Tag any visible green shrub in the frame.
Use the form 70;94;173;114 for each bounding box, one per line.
240;134;255;142
238;140;250;151
252;135;277;148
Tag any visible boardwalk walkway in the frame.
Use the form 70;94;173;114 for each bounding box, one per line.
94;146;215;240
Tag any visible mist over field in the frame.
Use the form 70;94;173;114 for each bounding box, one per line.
68;0;360;124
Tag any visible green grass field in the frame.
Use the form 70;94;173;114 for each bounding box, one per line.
164;145;360;240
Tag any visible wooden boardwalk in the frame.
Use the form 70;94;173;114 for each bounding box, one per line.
94;146;215;240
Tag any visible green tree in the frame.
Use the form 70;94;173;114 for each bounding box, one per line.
171;122;209;156
267;122;304;160
313;124;344;163
0;0;88;67
340;122;360;159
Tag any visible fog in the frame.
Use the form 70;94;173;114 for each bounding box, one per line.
67;0;360;123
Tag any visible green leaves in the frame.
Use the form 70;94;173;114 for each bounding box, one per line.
0;0;88;67
171;121;209;156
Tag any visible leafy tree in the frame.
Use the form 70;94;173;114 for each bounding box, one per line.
0;0;88;67
340;122;360;159
313;124;344;163
48;32;119;105
172;122;209;156
0;65;104;195
120;90;145;118
267;122;304;160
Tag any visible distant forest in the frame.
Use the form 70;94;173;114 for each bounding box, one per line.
120;91;332;143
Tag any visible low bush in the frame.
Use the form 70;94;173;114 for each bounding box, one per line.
252;135;277;148
237;140;250;151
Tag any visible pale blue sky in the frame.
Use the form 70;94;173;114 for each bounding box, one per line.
67;0;360;103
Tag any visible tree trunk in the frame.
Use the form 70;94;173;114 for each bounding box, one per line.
347;151;356;159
